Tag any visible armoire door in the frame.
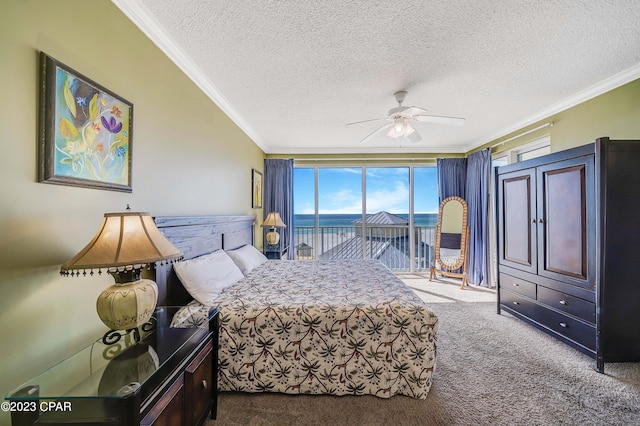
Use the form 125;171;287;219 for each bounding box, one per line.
497;167;537;274
536;155;595;289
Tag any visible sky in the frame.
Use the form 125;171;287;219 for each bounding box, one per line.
294;167;439;215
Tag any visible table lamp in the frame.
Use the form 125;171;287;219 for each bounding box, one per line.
61;210;183;344
261;212;286;245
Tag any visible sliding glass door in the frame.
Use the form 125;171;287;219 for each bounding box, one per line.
364;167;410;269
293;165;438;272
317;168;362;261
293;168;316;259
414;167;439;271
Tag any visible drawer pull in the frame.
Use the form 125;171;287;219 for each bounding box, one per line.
202;380;208;389
559;322;568;328
512;301;520;305
512;282;520;287
559;300;568;305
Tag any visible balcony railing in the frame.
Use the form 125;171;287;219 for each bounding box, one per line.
293;225;436;272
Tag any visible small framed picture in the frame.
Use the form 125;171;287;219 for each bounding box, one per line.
252;169;263;208
38;52;133;192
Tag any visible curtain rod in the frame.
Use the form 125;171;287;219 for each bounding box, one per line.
491;122;554;148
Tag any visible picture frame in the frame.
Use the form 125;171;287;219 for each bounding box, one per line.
252;169;263;208
38;52;133;192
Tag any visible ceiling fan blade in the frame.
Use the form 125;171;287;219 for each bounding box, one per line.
346;117;389;126
407;127;422;143
404;106;429;115
413;114;466;126
361;123;394;143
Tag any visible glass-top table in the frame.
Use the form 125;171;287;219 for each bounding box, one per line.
6;306;216;401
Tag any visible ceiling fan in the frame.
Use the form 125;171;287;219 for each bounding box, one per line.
346;91;465;144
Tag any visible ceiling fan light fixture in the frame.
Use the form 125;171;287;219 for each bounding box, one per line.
404;124;415;136
347;90;464;144
388;119;415;139
388;124;401;139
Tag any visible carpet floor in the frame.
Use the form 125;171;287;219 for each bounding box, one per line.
208;277;640;425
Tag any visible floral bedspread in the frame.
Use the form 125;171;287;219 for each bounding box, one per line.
171;259;438;399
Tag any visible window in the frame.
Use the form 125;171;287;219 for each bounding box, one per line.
413;167;439;270
492;156;509;168
365;168;409;268
414;167;439;215
293;168;316;259
293;165;438;272
518;144;551;161
492;136;551;167
318;168;362;260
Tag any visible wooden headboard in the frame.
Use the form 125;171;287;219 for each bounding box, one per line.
153;215;256;306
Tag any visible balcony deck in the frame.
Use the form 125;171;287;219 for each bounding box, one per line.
293;225;436;272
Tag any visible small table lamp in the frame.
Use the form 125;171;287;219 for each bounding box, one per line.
61;210;183;343
262;212;286;245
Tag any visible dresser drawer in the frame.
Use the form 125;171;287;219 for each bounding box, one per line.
499;273;536;300
141;377;184;426
538;286;595;324
501;289;595;352
185;340;214;426
500;288;538;318
527;305;596;351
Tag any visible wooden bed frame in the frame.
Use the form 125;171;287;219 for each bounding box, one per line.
153;215;256;306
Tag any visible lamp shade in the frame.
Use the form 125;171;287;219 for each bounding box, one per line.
61;211;183;335
61;212;183;274
261;212;286;228
262;212;286;246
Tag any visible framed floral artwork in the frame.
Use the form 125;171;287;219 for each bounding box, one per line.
38;52;133;192
252;169;263;208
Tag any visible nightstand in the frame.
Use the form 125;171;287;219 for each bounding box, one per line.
264;245;289;259
6;306;219;426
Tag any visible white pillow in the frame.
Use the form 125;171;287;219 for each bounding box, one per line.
173;250;244;305
226;244;268;275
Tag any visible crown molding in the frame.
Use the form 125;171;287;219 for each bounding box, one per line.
112;1;640;156
465;62;640;152
111;0;268;153
266;144;467;155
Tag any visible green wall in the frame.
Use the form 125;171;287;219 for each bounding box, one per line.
486;78;640;154
0;1;263;422
2;1;639;423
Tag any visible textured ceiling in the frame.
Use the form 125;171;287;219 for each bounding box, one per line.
113;0;640;154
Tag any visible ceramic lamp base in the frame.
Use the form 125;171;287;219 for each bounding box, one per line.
266;230;280;245
96;277;158;331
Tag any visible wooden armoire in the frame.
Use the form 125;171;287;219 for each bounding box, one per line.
495;137;640;372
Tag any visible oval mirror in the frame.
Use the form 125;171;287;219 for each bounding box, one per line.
441;200;464;235
430;196;469;288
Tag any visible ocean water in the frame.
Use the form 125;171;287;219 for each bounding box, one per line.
294;213;438;228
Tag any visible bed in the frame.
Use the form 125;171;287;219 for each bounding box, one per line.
154;215;439;399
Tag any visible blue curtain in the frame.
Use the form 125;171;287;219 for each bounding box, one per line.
436;152;492;287
435;158;467;274
263;159;294;259
437;158;467;202
465;148;492;287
